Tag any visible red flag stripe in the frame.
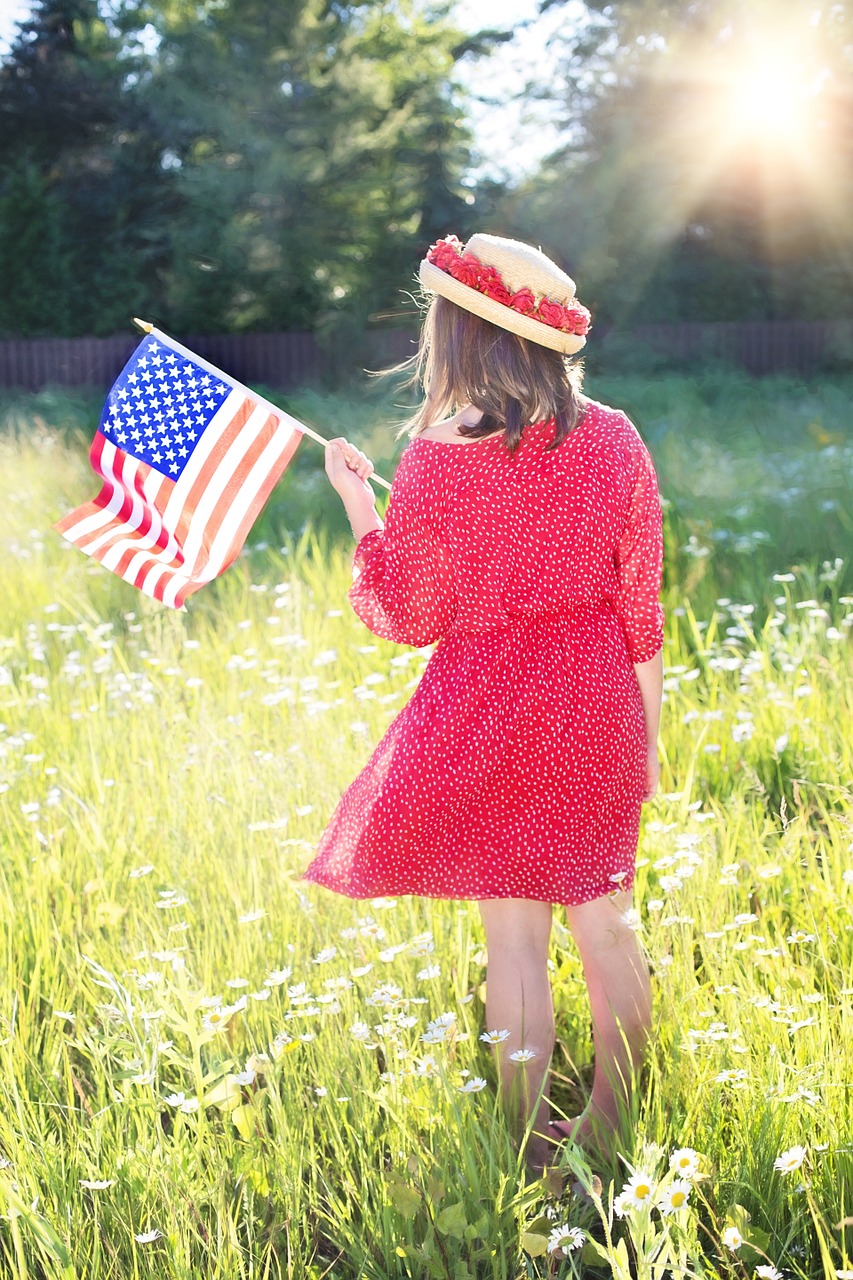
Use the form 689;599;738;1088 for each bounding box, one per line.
104;469;173;579
140;403;283;604
82;454;159;559
166;422;303;608
53;435;123;539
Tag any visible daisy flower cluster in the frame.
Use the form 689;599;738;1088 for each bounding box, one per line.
613;1147;703;1218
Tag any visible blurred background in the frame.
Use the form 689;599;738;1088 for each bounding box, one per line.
0;0;851;592
1;0;851;358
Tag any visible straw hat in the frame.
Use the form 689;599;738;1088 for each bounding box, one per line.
418;232;590;355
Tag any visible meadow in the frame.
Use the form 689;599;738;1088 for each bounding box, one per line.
0;370;851;1279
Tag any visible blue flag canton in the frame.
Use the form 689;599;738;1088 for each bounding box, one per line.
100;339;232;480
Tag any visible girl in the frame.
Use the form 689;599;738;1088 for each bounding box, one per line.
301;232;664;1178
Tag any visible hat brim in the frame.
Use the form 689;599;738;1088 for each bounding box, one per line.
418;259;587;356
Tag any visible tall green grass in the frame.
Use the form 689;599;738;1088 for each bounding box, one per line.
0;375;851;1278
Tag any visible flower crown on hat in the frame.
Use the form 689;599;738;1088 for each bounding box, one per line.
426;235;592;339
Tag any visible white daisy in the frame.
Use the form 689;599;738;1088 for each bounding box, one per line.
755;1266;783;1280
622;1172;656;1210
721;1227;743;1250
656;1179;692;1215
774;1146;807;1174
547;1223;585;1253
613;1190;632;1218
669;1147;701;1178
79;1179;115;1190
421;1025;447;1044
479;1029;510;1045
134;1229;162;1244
509;1049;537;1063
458;1077;487;1093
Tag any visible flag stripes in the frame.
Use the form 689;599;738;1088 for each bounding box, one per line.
53;334;305;607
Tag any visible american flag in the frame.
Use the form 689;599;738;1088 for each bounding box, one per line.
54;329;304;609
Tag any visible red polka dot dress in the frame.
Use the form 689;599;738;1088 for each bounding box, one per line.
300;400;665;905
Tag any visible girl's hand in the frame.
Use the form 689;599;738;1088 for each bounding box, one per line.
325;437;376;503
642;742;660;803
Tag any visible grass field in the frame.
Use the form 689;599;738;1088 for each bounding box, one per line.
0;372;851;1278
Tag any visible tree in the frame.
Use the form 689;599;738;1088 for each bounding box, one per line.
0;0;173;336
498;0;853;325
0;0;485;345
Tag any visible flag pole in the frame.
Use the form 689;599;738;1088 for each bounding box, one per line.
131;319;392;491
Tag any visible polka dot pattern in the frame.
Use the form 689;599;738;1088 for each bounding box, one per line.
300;400;665;905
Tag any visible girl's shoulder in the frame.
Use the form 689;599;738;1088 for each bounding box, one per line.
579;398;649;453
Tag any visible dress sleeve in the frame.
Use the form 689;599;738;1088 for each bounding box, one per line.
347;447;458;647
613;436;665;663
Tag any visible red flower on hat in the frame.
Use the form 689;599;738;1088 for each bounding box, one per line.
537;298;567;329
448;253;482;289
509;287;536;315
485;280;513;307
476;263;500;290
567;305;592;336
428;235;462;271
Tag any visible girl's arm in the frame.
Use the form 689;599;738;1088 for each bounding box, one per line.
325;437;458;647
634;649;663;745
324;436;383;541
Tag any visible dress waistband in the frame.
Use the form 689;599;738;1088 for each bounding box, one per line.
448;602;611;638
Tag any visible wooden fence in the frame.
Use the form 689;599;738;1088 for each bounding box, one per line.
0;321;849;391
0;330;336;393
633;319;853;376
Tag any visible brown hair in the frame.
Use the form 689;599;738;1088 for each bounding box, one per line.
390;294;586;454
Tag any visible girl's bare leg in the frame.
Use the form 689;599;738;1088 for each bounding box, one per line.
476;898;555;1173
559;888;652;1145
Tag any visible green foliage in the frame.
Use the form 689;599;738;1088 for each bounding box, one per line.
0;0;480;343
0;0;170;337
0;376;852;1274
497;1;853;330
